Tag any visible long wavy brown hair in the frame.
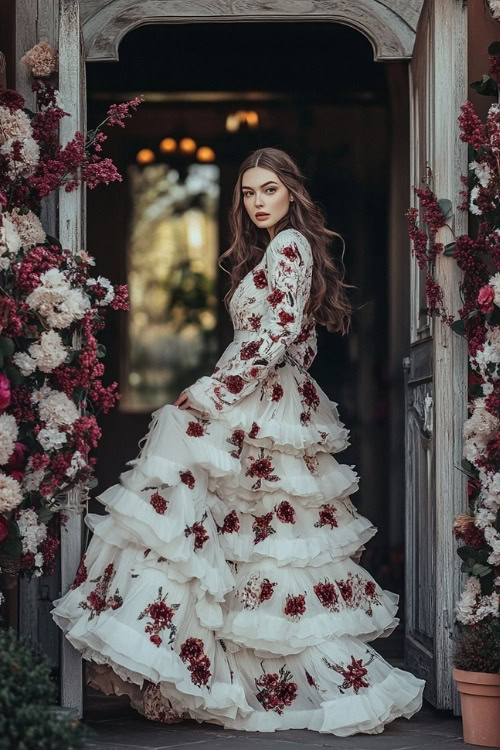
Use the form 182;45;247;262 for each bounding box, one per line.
219;147;355;334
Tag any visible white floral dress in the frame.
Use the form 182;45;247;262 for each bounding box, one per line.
51;227;425;735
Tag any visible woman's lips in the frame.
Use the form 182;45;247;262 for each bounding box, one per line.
255;213;270;219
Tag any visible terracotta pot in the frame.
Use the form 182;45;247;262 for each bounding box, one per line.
453;667;500;747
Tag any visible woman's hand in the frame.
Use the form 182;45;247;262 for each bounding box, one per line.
173;391;192;409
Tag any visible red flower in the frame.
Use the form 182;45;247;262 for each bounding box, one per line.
314;505;338;529
179;470;195;489
186;421;204;437
253;269;267;289
180;637;205;662
276;501;295;524
150;491;168;514
223;374;245;394
478;284;495;313
255;665;297;714
249;421;260;438
271;383;284;402
365;581;377;597
283;593;306;620
0;515;9;542
313;581;339;611
227;429;245;458
220;510;240;534
71;554;88;589
277;310;295;327
0;374;11;411
240;340;262;360
336;578;353;602
298;380;320;410
185;514;209;549
339;655;370;693
259;579;277;603
252;512;276;544
138;587;180;646
281;244;299;262
267;288;285;308
248;313;262;330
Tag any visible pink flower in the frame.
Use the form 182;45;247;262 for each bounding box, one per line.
478;284;495;313
0;514;9;542
0;374;11;411
6;442;28;477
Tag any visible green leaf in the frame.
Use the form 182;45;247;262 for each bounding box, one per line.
4;364;24;386
457;545;478;561
461;458;476;476
472;563;492;577
44;234;62;248
465;308;479;319
97;344;106;358
443;242;455;256
0;337;14;357
438;198;453;218
468;383;483;398
36;507;54;525
488;41;500;56
88;477;98;489
72;385;86;404
1;537;22;557
451;319;466;337
470;75;498;97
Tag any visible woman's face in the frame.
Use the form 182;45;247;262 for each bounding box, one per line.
241;166;292;239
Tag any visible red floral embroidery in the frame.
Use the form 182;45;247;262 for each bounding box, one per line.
219;509;240;534
179;637;211;687
240;340;263;360
259;578;277;603
78;563;122;620
305;669;322;691
185;511;209;550
71;554;88;589
179;470;195;489
245;448;280;490
249;421;260;438
284;593;306;620
303;454;319;475
298;379;320;410
313;580;340;612
335;572;382;616
227;429;245;458
150;491;168;515
248;313;262;330
143;683;182;724
253;269;267;289
314;504;338;529
138;586;180;647
322;652;375;694
223;374;245;394
255;664;297;714
186;420;207;437
271;383;284;401
280;243;300;262
267;287;285;308
252;512;276;544
277;310;295;327
276;500;296;524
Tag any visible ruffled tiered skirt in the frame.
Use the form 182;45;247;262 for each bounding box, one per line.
51;342;425;735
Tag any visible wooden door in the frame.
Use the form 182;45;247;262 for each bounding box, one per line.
405;0;468;714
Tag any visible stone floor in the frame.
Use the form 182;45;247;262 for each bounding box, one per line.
83;689;473;750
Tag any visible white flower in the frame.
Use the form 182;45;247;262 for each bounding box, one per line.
26;268;90;328
0;106;33;143
0;472;23;513
0;136;40;179
469;160;492;188
463;397;500;464
484;526;500;565
28;330;68;373
37;425;67;451
22;468;45;492
38;391;79;427
30;381;53;405
17;508;47;554
7;209;45;248
66;450;86;478
86;276;115;306
0;216;22;269
12;351;36;376
469;185;482;216
0;413;18;465
456;575;500;624
489;0;500;22
482;381;494;395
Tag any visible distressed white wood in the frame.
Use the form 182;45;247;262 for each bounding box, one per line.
80;0;424;62
407;0;468;715
58;0;86;718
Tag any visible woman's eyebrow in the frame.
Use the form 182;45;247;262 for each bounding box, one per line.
241;181;278;190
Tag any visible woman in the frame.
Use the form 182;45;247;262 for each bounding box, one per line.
52;147;425;735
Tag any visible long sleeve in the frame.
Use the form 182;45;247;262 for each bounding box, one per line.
184;229;313;416
286;315;317;371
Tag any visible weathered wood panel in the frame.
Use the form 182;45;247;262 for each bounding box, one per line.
80;0;424;62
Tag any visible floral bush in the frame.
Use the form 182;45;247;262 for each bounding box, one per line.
0;41;141;587
407;42;500;671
